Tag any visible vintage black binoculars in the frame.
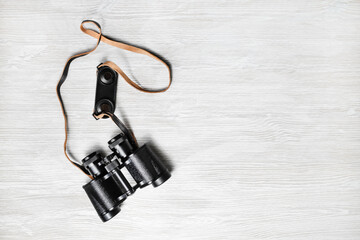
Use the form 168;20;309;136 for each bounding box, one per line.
82;133;171;222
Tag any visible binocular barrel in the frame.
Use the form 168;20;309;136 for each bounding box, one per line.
82;133;171;222
82;152;134;222
108;134;171;188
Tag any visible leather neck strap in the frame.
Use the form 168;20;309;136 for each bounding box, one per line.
56;20;172;178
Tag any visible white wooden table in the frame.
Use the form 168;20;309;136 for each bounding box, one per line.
1;1;360;239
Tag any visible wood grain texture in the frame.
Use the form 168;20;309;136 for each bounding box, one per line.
1;0;360;239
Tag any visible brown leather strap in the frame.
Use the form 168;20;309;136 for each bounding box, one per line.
56;20;172;178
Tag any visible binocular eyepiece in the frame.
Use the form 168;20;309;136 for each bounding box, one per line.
82;133;171;222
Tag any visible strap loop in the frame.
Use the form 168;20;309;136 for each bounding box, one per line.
81;21;172;93
56;20;172;178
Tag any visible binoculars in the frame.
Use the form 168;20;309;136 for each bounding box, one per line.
56;22;174;223
82;133;171;222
